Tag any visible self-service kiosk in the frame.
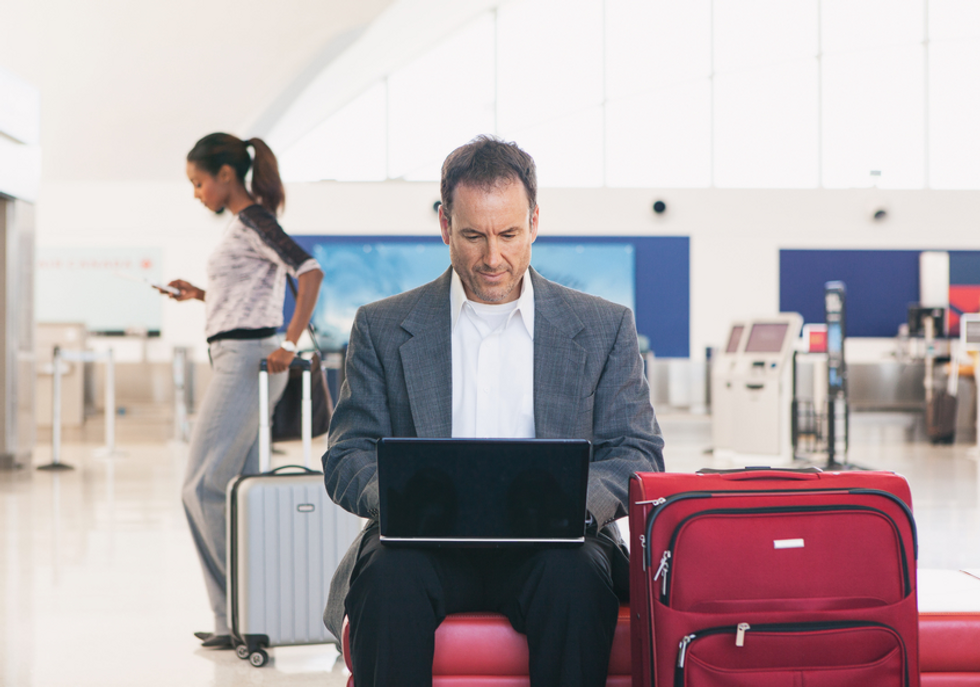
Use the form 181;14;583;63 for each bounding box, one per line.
711;322;746;452
724;313;803;463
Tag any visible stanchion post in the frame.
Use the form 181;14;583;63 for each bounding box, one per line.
826;395;836;466
104;348;115;455
53;347;62;462
38;346;74;471
92;348;121;458
172;347;188;442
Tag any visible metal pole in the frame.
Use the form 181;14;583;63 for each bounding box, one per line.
94;349;121;457
791;351;799;459
825;393;851;469
924;317;935;407
53;348;61;463
104;349;115;454
38;346;73;471
302;363;312;468
258;361;271;473
172;347;188;442
826;395;836;466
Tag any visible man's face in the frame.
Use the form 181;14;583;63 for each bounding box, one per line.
439;179;539;304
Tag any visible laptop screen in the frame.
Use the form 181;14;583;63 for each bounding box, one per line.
378;438;591;545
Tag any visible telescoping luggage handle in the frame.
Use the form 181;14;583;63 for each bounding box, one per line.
259;357;314;473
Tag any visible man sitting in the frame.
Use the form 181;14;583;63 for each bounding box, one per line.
323;135;664;687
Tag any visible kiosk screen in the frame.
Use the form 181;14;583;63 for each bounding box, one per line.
725;325;744;354
966;320;980;347
745;323;790;353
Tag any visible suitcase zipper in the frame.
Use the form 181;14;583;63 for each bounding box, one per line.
660;503;912;605
643;488;916;578
735;621;750;646
674;623;749;670
673;620;909;687
643;492;712;570
677;634;696;669
652;550;671;596
638;498;666;571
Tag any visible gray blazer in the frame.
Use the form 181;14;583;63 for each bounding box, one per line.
321;267;664;638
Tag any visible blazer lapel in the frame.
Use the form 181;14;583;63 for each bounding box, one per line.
531;269;587;438
399;269;453;438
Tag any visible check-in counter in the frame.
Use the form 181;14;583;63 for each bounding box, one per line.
712;314;802;463
729;315;803;461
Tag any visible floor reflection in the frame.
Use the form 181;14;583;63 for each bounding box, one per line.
0;411;976;685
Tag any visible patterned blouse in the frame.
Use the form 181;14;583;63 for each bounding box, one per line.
204;204;320;341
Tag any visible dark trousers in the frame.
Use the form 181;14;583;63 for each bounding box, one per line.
345;528;622;687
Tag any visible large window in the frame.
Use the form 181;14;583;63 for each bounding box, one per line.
278;0;980;190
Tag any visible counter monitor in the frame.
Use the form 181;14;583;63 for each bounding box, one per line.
725;325;745;354
964;319;980;348
744;323;790;354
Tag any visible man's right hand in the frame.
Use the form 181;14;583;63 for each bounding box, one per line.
163;279;205;301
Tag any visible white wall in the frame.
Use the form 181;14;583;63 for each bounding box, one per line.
36;180;980;363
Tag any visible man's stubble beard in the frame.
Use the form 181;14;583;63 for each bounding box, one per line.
449;244;522;304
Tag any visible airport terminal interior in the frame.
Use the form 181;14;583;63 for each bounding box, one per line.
3;0;980;685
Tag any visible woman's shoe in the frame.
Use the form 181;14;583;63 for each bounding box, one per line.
201;634;233;649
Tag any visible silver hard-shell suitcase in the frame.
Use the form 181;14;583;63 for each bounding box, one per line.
227;356;362;667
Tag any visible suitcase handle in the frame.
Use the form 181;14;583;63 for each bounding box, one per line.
264;464;322;476
259;356;316;472
260;357;313;372
697;467;822;481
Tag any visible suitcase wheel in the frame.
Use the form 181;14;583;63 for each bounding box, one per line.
235;645;250;660
248;649;269;667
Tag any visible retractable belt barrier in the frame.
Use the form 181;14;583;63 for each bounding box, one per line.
172;347;191;443
38;346;121;471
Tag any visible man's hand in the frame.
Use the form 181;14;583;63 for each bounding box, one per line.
266;346;296;374
164;279;205;301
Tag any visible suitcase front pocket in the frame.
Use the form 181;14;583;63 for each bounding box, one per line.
676;622;907;687
658;506;911;612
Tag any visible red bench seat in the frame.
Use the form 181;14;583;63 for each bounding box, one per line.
343;609;980;686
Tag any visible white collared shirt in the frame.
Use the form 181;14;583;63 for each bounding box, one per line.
450;268;535;438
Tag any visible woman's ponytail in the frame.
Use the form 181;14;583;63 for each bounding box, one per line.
246;138;285;214
187;133;285;215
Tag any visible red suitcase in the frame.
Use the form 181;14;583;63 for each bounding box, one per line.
628;467;919;687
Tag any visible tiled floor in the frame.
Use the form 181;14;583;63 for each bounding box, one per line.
1;410;978;686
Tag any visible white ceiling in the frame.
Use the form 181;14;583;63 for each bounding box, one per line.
0;0;395;182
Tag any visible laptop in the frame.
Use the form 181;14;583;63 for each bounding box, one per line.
377;438;592;547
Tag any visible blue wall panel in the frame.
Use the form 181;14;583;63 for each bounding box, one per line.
779;250;920;337
950;251;980;285
628;235;689;358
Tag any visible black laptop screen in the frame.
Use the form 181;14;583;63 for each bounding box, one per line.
378;438;591;543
